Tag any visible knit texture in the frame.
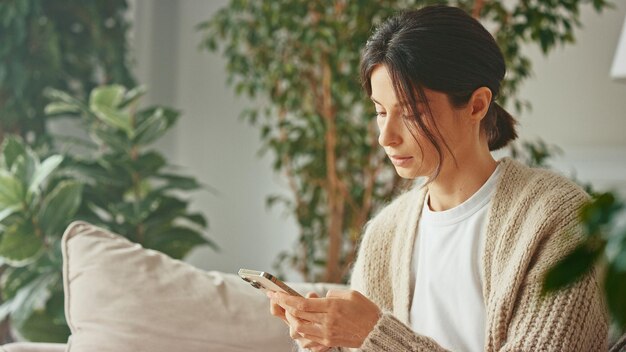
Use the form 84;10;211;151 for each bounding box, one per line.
336;157;608;351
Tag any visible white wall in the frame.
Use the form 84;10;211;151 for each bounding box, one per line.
133;0;300;280
131;1;626;280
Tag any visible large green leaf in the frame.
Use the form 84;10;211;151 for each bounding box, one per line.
15;308;70;343
1;135;26;169
29;155;63;194
0;223;43;265
38;181;83;237
0;171;25;209
12;152;38;192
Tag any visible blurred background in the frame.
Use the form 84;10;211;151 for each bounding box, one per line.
130;0;626;276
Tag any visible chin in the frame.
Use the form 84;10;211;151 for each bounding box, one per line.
395;167;417;179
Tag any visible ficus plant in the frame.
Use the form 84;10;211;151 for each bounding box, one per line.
0;85;216;342
198;0;614;284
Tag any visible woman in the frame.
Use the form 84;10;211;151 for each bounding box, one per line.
268;5;607;352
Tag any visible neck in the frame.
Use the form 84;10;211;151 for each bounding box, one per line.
426;149;497;212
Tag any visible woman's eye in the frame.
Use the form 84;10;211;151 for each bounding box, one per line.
375;111;386;118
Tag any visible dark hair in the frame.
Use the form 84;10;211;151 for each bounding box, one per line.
360;5;518;180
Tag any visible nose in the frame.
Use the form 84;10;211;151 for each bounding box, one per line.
378;114;403;147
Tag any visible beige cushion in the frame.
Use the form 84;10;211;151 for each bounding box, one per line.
1;343;66;352
62;221;345;352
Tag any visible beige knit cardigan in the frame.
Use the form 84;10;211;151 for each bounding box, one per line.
337;157;608;351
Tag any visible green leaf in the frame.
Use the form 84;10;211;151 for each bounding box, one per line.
42;88;87;113
44;102;81;116
0;171;25;209
1;135;26;169
29;155;63;194
119;85;147;109
136;151;166;178
1;266;40;301
156;173;203;191
134;107;179;146
92;128;131;153
89;85;125;109
91;105;133;136
0;207;16;223
15;307;70;343
0;222;43;265
8;272;57;326
182;213;208;228
542;241;602;295
580;193;623;235
134;112;169;146
11;153;37;191
144;226;217;259
38;181;83;237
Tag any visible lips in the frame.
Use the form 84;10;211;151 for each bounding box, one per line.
389;155;413;167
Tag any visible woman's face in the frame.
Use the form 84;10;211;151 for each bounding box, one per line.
370;65;470;179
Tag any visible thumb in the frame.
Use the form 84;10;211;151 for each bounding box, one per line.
306;292;320;298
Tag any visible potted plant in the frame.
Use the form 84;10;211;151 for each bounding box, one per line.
0;85;216;342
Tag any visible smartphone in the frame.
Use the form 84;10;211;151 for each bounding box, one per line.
238;269;303;297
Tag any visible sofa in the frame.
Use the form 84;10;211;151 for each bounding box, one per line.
2;222;626;352
1;222;346;352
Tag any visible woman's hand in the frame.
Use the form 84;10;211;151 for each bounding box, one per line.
269;292;331;352
268;289;382;349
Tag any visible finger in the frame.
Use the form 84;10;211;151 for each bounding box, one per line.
269;300;290;326
270;292;328;313
285;312;305;340
285;311;326;342
306;292;320;298
325;288;353;298
298;338;330;351
282;303;326;324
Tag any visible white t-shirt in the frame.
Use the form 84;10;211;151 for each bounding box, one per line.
409;164;502;352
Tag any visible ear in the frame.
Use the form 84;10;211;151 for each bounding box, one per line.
468;87;492;123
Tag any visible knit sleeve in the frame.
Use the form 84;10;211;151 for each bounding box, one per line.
493;265;607;351
358;312;449;351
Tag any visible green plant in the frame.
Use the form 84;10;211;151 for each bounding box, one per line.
0;85;216;342
0;0;134;144
0;136;80;342
45;85;217;260
198;0;613;283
